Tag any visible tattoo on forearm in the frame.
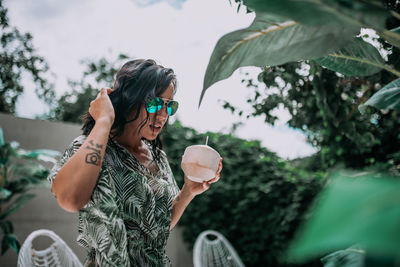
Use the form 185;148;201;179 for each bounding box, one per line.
85;140;103;166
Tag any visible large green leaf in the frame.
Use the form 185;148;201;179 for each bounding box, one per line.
359;78;400;112
0;193;35;220
286;172;400;262
243;0;389;31
10;162;47;177
7;177;49;196
200;13;357;104
0;221;13;235
1;233;20;255
314;37;386;77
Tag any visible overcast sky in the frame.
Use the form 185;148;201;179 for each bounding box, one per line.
5;0;316;159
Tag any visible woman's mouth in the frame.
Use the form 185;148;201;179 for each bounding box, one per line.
150;124;162;132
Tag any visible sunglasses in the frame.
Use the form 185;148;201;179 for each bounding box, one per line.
146;97;179;116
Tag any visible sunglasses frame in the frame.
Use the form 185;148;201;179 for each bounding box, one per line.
146;97;179;116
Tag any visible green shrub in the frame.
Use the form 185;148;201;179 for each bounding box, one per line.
163;121;324;267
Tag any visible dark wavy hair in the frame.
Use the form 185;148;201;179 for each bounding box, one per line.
81;59;177;160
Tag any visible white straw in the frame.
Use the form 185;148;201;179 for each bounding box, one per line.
205;136;209;146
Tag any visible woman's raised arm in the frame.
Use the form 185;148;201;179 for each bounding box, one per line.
52;88;114;212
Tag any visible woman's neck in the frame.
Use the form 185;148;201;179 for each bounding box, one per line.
123;140;154;167
114;133;143;154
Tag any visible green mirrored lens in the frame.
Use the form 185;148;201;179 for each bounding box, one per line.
146;98;163;113
147;98;178;115
168;101;179;116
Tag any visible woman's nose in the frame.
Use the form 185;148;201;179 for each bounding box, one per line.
157;103;169;117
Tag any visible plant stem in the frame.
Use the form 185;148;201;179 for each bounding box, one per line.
379;30;400;50
345;83;373;122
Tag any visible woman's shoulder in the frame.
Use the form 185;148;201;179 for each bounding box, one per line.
72;134;88;145
64;135;87;156
47;135;88;186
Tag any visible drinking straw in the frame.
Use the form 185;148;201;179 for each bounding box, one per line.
205;136;209;146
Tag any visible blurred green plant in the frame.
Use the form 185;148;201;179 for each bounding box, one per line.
163;120;325;267
320;247;366;267
0;127;59;255
286;171;400;266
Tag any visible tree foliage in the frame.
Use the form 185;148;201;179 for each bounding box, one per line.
223;34;400;171
46;54;129;123
0;0;54;114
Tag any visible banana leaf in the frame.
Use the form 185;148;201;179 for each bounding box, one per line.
201;12;357;105
359;78;400;112
315;37;386;77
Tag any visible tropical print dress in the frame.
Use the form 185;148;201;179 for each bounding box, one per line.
48;135;180;267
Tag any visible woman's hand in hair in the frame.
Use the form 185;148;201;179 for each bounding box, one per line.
89;87;115;127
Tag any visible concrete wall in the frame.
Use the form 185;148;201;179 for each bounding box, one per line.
0;113;193;267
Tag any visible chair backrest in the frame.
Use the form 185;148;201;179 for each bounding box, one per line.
17;229;83;267
193;230;245;267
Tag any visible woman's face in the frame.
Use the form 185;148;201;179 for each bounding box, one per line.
122;83;175;144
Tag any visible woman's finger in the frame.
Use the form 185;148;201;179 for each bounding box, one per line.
106;88;114;95
202;182;210;191
96;88;106;99
100;87;107;96
208;175;220;184
208;177;217;184
217;162;223;173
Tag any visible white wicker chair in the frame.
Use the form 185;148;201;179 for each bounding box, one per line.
17;229;82;267
193;230;245;267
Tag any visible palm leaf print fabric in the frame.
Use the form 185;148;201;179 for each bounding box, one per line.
48;135;180;267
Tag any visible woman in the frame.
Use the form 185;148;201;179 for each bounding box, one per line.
48;59;222;267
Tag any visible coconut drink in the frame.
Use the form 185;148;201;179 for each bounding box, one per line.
181;137;220;183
